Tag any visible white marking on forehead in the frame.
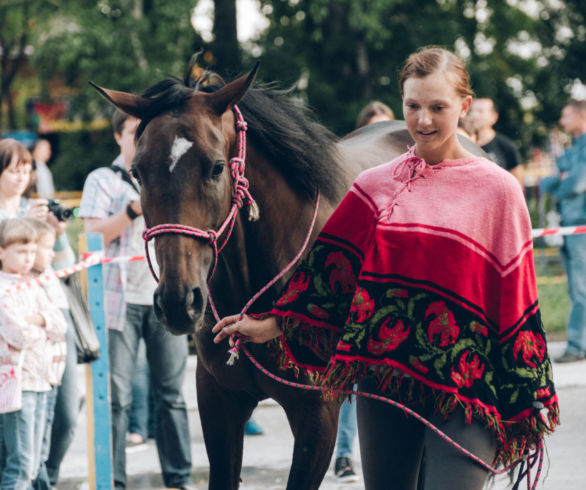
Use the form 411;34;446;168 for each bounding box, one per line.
169;136;193;173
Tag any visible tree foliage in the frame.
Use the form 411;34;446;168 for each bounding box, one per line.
31;0;200;120
0;0;56;128
246;0;585;155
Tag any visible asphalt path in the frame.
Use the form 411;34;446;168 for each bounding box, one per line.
56;341;585;489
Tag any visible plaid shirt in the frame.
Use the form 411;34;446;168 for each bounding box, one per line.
78;155;148;331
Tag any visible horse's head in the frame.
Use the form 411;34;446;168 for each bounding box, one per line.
91;64;258;335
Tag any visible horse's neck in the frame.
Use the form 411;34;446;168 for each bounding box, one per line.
210;147;336;314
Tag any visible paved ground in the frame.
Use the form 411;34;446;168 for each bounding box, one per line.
56;341;585;489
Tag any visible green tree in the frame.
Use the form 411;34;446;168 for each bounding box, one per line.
247;0;585;155
0;0;55;128
31;0;200;120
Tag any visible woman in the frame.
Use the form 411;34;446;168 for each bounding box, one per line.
213;47;558;489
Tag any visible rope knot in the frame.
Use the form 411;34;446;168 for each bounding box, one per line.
393;147;425;186
236;120;248;131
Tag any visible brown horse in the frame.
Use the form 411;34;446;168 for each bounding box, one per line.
92;60;481;489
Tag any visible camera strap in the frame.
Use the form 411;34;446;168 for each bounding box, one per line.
111;165;140;195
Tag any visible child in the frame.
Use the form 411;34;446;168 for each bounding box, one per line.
28;218;77;489
213;47;558;489
0;218;66;490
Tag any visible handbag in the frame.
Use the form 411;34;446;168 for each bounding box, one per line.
61;274;101;364
0;353;23;414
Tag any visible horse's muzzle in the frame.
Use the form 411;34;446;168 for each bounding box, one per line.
153;284;204;335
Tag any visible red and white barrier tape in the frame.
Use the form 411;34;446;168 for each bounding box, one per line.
531;225;586;238
0;253;146;297
2;223;585;296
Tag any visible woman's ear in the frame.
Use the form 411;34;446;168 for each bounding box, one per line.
460;96;472;117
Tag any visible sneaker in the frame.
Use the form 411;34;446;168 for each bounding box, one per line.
126;433;145;446
335;457;359;483
554;351;586;363
244;419;264;436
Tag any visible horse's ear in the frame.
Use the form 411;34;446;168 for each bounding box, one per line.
89;81;152;120
208;62;259;116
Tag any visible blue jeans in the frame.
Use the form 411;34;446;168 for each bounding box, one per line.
0;391;48;490
108;303;192;488
45;312;79;485
561;234;586;354
128;339;152;439
336;392;357;459
32;387;58;490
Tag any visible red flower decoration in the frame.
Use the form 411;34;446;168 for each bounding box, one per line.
387;288;408;298
411;358;429;374
308;304;329;319
276;272;310;306
367;318;410;355
470;322;488;337
350;287;375;323
536;387;551;399
513;331;546;369
325;251;356;294
426;301;460;347
451;351;485;388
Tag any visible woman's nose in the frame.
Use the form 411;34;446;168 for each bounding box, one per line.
418;110;431;126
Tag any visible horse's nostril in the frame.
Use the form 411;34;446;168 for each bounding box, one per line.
189;287;204;317
153;292;166;322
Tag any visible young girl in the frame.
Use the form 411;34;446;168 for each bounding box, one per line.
0;218;66;490
213;47;558;489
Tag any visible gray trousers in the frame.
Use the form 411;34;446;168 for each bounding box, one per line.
356;378;497;490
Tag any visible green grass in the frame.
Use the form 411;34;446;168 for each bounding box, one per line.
537;279;569;339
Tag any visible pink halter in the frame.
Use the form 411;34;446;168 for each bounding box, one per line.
142;105;259;282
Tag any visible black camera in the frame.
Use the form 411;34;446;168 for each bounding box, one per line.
47;199;75;222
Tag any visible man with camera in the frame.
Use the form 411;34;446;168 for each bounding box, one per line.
78;110;194;490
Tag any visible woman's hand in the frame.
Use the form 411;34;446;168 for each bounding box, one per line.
47;212;67;235
212;314;281;346
25;313;45;326
26;199;49;221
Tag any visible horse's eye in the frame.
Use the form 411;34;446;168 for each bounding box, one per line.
211;160;225;178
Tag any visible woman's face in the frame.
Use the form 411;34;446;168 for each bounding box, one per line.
402;72;471;164
0;155;32;199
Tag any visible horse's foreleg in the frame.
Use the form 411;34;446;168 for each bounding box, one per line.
196;362;256;490
283;392;341;490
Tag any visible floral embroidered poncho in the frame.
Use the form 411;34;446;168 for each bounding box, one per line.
268;148;558;466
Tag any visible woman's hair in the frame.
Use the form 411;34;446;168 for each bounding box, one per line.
0;138;33;175
0;218;38;248
399;46;474;99
356;101;395;128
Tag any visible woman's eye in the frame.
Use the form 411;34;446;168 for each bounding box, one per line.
211;161;225;178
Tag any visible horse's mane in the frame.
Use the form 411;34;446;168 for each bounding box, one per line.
136;63;346;203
